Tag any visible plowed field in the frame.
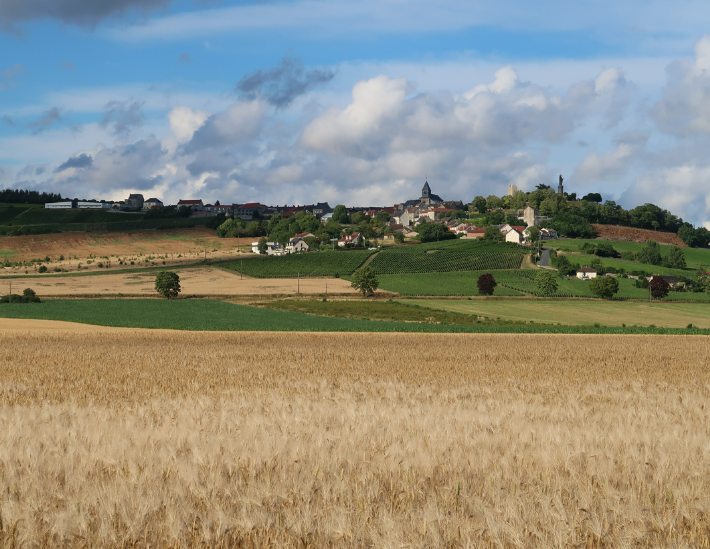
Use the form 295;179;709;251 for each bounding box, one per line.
592;224;686;246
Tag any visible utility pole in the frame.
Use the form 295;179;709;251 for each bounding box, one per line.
297;271;300;294
8;280;11;304
325;283;328;299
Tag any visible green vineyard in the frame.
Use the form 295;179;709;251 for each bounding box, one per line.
221;250;374;278
369;240;527;275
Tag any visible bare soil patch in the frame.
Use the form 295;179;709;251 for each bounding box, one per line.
592;223;686;246
4;266;357;296
0;228;254;274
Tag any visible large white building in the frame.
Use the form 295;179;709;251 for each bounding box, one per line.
45;201;110;209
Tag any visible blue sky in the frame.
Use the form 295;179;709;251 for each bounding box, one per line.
2;0;710;225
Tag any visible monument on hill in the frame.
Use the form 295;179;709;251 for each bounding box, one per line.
558;174;564;195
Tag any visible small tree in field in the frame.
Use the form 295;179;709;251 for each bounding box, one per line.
589;275;619;299
535;270;558;295
477;273;497;296
650;276;670;299
155;271;181;299
257;237;268;255
350;266;379;297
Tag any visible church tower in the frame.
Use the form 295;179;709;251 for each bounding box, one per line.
422;180;431;200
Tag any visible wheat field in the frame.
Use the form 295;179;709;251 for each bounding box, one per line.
1;325;710;547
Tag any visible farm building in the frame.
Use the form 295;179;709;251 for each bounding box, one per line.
45;200;110;209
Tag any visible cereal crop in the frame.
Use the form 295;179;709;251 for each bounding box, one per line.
0;326;709;547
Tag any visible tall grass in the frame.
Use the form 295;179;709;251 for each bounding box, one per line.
1;329;710;546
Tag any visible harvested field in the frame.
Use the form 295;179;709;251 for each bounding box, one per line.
0;228;253;273
3;266;357;296
592;223;687;246
0;327;710;546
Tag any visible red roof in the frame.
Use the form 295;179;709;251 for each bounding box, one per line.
510;226;526;232
338;232;360;242
294;232;312;238
240;202;261;208
467;227;486;234
178;199;202;205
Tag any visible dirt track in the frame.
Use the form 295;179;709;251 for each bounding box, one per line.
3;266;357;297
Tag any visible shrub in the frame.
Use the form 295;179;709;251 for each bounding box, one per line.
38;265;47;273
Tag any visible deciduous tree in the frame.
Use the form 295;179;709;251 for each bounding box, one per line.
477;273;497;296
350;266;379;297
155;271;181;299
589;276;619;299
535;270;558;295
650;276;670;299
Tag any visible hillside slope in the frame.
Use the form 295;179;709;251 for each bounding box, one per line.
591;224;686;246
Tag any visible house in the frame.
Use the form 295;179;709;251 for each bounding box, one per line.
338;232;361;247
576;267;598;280
251;241;285;256
320;213;334;223
125;194;144;210
523;206;540;227
383;233;395;240
235;203;266;221
399;207;419;227
177;199;204;211
293;232;314;240
505;228;525;244
142;198;164;211
286;237;310;254
465;227;487;239
540;228;558;240
419;207;456;221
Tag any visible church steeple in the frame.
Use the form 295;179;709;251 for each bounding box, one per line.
422;180;431;199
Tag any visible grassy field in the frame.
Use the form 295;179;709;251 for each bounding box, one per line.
549;238;710;271
407;298;710;328
0;298;708;334
221;250;374;278
375;270;523;296
2;327;710;546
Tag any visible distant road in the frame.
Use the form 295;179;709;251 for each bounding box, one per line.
539;248;551;268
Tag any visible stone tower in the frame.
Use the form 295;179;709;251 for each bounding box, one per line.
422;180;431;200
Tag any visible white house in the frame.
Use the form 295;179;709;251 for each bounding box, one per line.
505;228;525;244
251;241;285;255
338;232;361;247
286;237;310;254
142;198;164;210
177;199;204;211
576;267;598;280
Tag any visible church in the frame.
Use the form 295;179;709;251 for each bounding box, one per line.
400;179;445;209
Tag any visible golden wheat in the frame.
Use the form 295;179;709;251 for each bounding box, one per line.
0;328;709;547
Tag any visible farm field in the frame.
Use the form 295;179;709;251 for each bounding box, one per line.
0;266;356;296
221;249;374;278
1;298;708;334
368;240;526;274
0;228;253;273
407;299;710;328
375;270;523;296
590;223;687;245
493;269;710;300
1;327;710;546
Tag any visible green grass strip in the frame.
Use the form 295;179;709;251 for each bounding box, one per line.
0;299;708;334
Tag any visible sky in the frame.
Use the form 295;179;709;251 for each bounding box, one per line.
3;1;710;226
